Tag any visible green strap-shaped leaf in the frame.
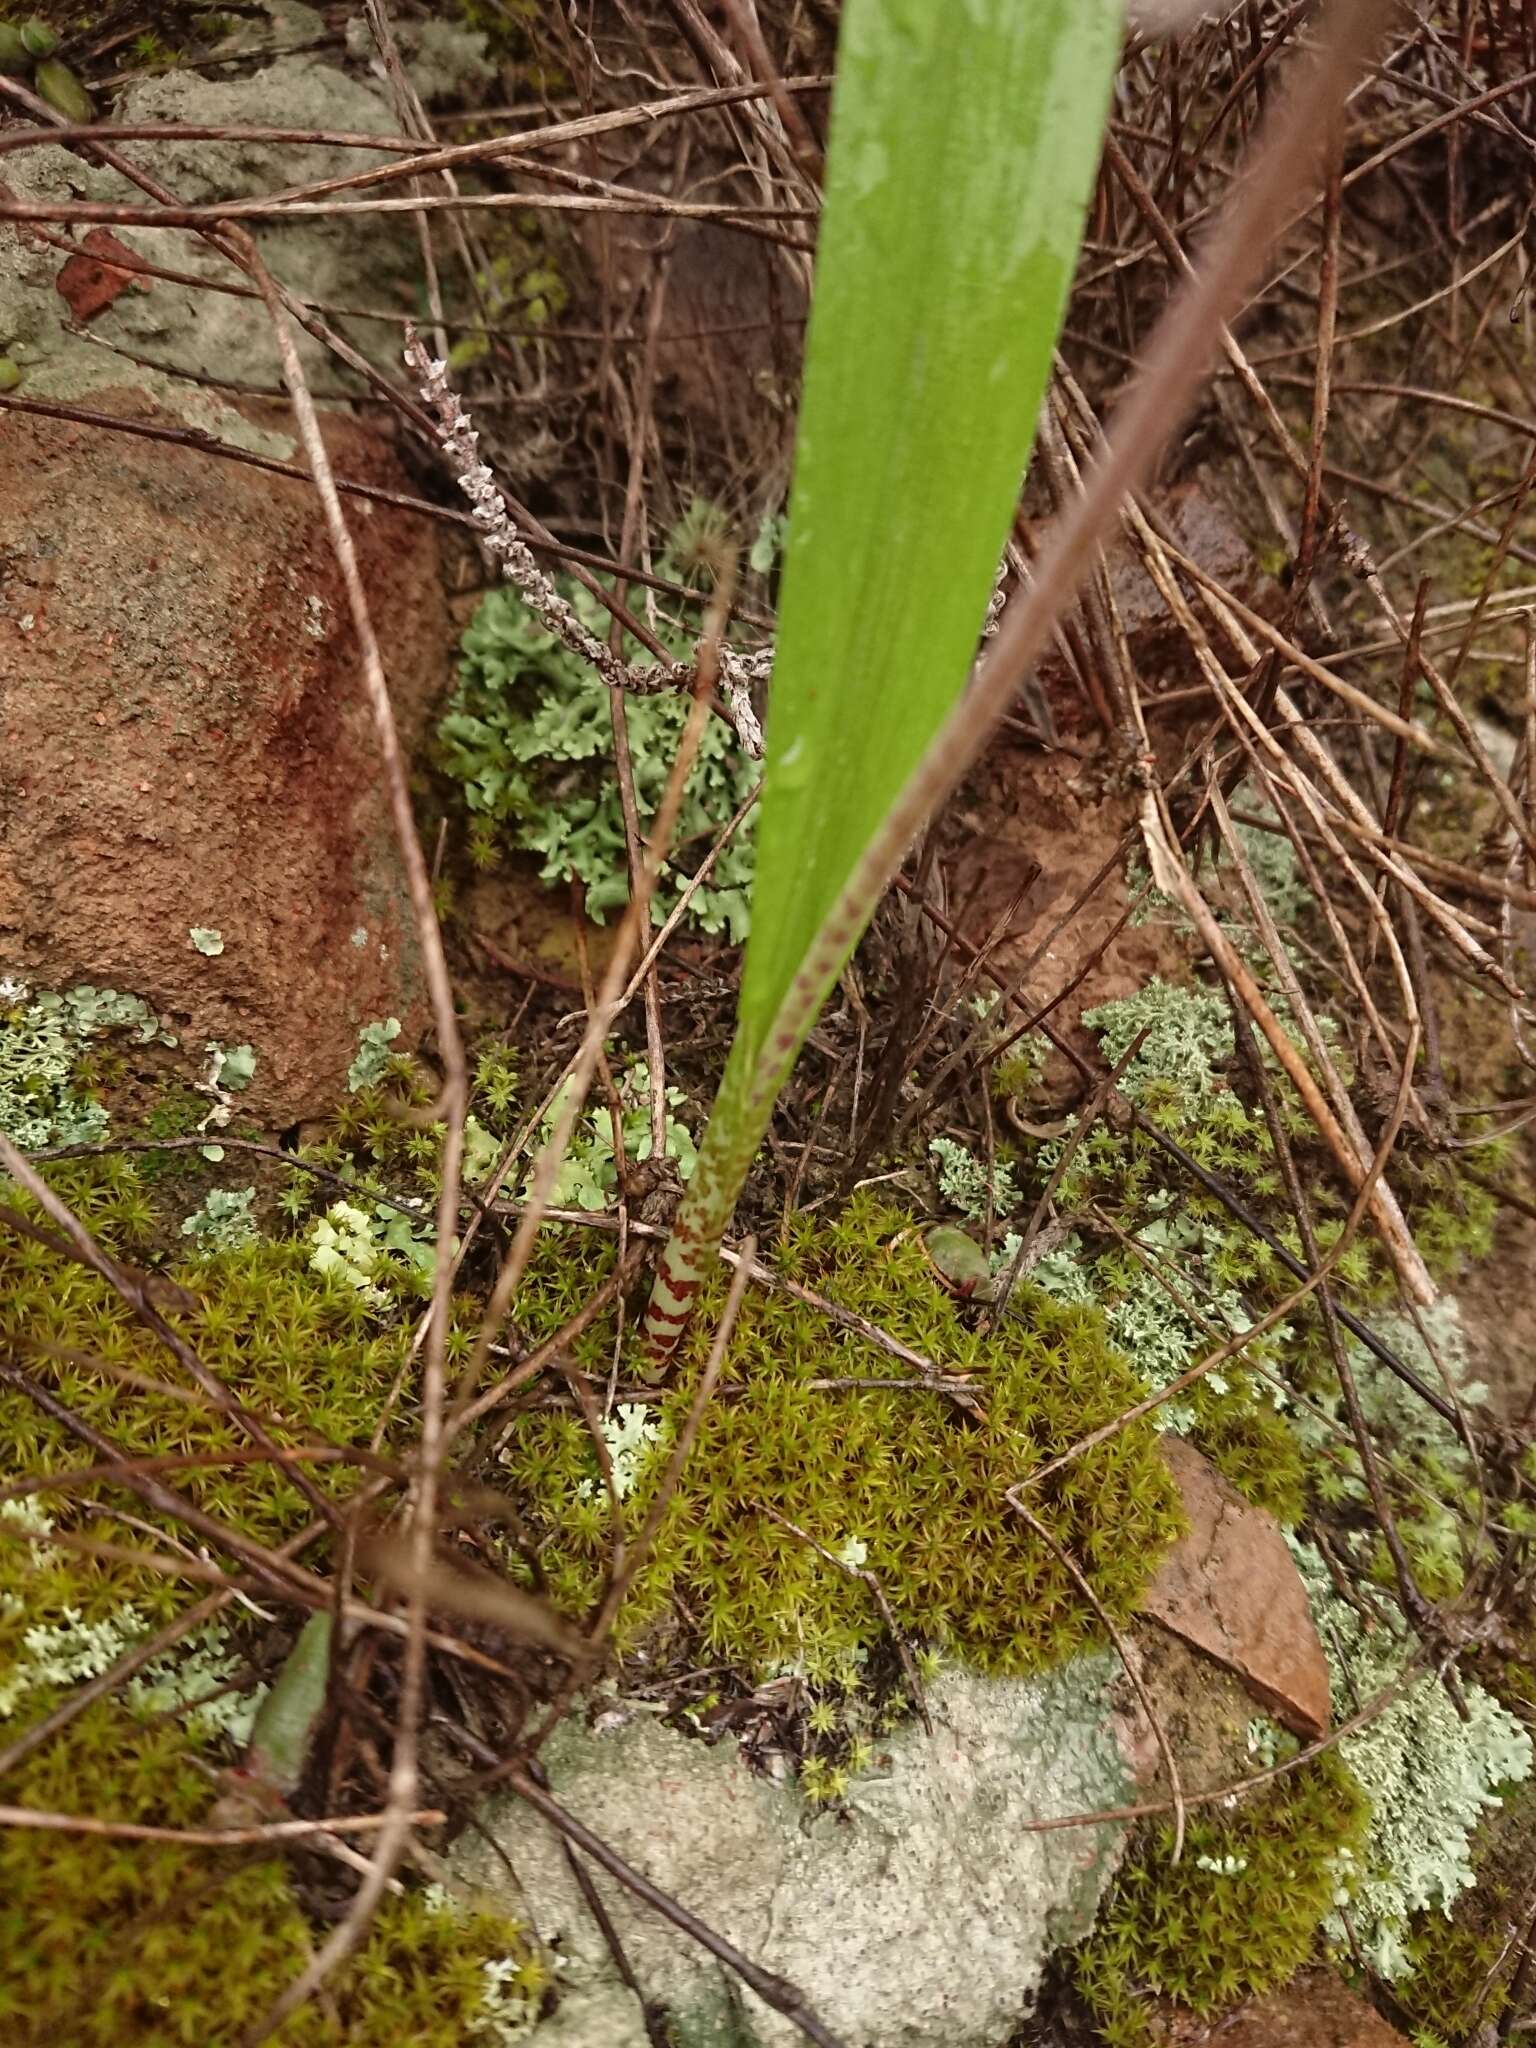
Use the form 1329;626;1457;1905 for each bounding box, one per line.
644;0;1122;1359
737;0;1121;1069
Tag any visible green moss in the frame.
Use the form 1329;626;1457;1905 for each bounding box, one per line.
1400;1908;1512;2042
992;1047;1039;1100
1075;1752;1368;2040
1188;1388;1306;1523
1397;1775;1536;2042
1392;1151;1499;1281
495;1194;1183;1681
0;1705;540;2047
136;1088;213;1183
0;1153;544;2044
0;1170;411;1640
0;1156;1181;2033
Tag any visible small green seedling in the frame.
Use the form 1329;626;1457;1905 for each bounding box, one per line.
0;21;94;122
212;1612;332;1822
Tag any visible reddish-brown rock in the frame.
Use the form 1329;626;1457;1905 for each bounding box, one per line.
1150;1971;1412;2047
55;229;147;323
1141;1437;1332;1740
0;387;449;1120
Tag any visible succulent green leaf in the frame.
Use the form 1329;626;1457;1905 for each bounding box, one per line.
34;59;92;123
243;1611;332;1799
922;1224;993;1298
20;18;61;58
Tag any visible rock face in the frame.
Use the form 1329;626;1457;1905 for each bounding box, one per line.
0;0;484;1116
454;1660;1135;2048
0;388;448;1120
0;2;491;410
1033;477;1271;736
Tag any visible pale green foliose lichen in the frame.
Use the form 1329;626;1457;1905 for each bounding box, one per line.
524;1057;696;1211
208;1041;256;1093
1291;1537;1532;1977
0;982;173;1149
348;1016;402;1092
576;1402;665;1503
123;1622;267;1746
929;1134;1021;1222
440;576;758;939
181;1185;259;1251
0;1506;262;1744
1284;1300;1486;1592
1031;1199;1277;1430
308;1196;437;1303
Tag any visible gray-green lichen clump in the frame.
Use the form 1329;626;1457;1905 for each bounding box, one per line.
0;980;174;1148
1291;1536;1533;1979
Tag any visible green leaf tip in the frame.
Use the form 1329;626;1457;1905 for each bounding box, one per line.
243;1611;333;1799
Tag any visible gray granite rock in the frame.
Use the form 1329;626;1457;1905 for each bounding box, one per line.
455;1658;1134;2048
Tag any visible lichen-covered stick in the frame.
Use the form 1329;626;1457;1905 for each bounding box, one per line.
406;332;767;758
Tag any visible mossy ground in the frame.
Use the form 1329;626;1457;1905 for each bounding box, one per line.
1;805;1530;2048
1393;1755;1536;2041
0;1033;1188;2037
1073;1753;1369;2045
1008;969;1508;1585
2;1702;540;2048
497;1194;1184;1682
0;1149;546;2043
991;961;1533;2040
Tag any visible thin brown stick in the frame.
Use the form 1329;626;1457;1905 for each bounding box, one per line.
239;237;466;2046
0;1805;444;1845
